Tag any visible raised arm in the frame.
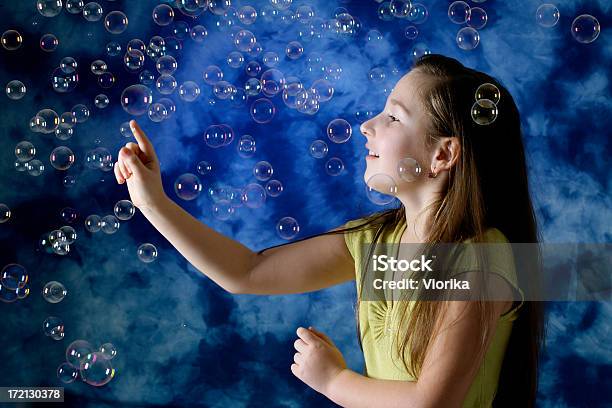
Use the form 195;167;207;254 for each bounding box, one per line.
115;120;355;295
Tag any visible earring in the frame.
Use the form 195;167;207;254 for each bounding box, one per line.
428;171;438;178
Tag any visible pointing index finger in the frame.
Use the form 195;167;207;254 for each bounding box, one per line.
129;120;157;160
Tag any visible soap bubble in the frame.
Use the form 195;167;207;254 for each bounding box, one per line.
114;200;135;220
245;61;261;77
471;99;498;125
390;0;412;18
99;343;117;359
310;79;334;102
190;25;208;42
227;51;245;68
265;180;283;197
71;104;90;123
42;281;67;303
327;118;352;143
50;146;75;170
212;80;234;99
148;103;167;122
158;97;176;118
325;157;344;176
121;84;153;116
0;284;18;303
83;2;103;22
156;55;177;75
51;67;79;93
43;316;65;340
155;74;177;94
366;173;398;205
253;161;273;181
124;49;145;72
27;159;45;176
66;340;94;366
100;215;120;234
40;33;59;52
6;80;26;100
94;94;110;108
405;25;418;39
397;157;423;182
15;284;30;299
59;112;77;128
104;10;128;34
237;135;256;158
65;0;84;14
57;363;78;384
241;183;266;208
196;160;212;175
536;4;559;28
285;41;304;59
137;243;158;263
174;173;202;200
456;27;480;50
60;207;78;224
276;217;299;240
467;7;487;29
85;214;101;232
15;141;35;162
309;140;328;159
411;42;431;62
172;21;189;39
475;83;500;104
238;5;258;24
60;57;78;73
448;1;470;24
203;125;226;148
106;41;121;56
0;204;11;223
1;264;28;290
119;122;132;138
407;2;428;24
1;30;23;50
98;72;115;89
179;81;200;101
60;225;77;243
203;65;223;85
37;0;63;17
250;98;276;124
571;14;600;44
234;29;256;52
91;59;107;75
128;38;146;53
139;69;155;85
153;4;174;26
36;109;59;133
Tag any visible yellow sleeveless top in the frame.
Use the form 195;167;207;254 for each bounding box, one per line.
343;216;525;407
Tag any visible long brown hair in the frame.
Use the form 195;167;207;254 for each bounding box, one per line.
258;54;545;407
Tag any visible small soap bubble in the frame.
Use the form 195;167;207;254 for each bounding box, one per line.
253;161;273;181
571;14;600;44
0;204;11;223
90;60;107;75
310;79;334;102
36;109;59;133
60;207;78;224
179;81;200;102
190;25;208;42
174;173;202;200
202;65;223;85
43;316;65;340
50;146;75;170
57;362;78;384
155;74;177;94
1;30;23;51
39;33;59;52
114;200;135;220
250;98;276;124
148;103;167;122
27;159;45;176
475;83;500;104
158;98;176;118
121;84;153;116
65;0;84;14
98;72;115;89
6;80;26;100
539;5;560;28
106;41;121;56
119;122;132;138
237;135;256;158
285;41;304;60
139;70;155;86
37;0;63;17
99;343;117;359
100;215;120;234
327;118;352;143
104;10;128;34
1;264;28;290
325;157;344;176
467;7;487;29
196;160;212;175
137;243;158;263
241;183;266;208
366;174;398;205
405;25;418;40
397;157;423;182
83;2;103;22
0;284;18;303
212;200;234;220
60;57;78;74
15;141;36;162
42;281;67;303
456;27;480;50
471;99;498;125
265;180;283;197
60;226;77;243
66;340;94;366
309;140;328;159
156;55;177;75
94;94;110;109
276;217;299;240
71;104;90;123
448;1;470;24
153;4;174;26
85;214;102;232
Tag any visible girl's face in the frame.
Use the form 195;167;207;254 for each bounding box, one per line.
360;70;432;193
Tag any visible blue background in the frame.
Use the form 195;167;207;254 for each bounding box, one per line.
0;0;610;407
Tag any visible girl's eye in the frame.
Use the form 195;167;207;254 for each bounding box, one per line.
388;114;399;122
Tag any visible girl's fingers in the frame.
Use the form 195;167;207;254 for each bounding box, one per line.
294;339;307;352
129;120;158;162
296;327;316;345
114;162;125;184
293;352;302;365
117;156;131;180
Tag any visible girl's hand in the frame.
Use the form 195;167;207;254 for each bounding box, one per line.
291;326;347;397
114;120;167;212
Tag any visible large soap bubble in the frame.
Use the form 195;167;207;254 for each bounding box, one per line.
104;10;128;34
1;30;23;50
37;0;63;17
153;4;174;26
120;84;153;116
6;80;26;100
571;14;600;44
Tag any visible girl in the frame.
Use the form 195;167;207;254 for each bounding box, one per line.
114;54;544;407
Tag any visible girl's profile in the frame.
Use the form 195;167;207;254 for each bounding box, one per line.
114;54;544;407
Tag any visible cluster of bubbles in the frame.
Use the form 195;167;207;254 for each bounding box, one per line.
38;225;78;256
83;199;134;236
471;82;501;126
0;264;30;303
364;155;424;205
535;5;600;43
447;1;487;51
56;340;117;387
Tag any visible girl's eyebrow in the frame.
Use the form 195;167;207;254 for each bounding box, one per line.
389;98;410;116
